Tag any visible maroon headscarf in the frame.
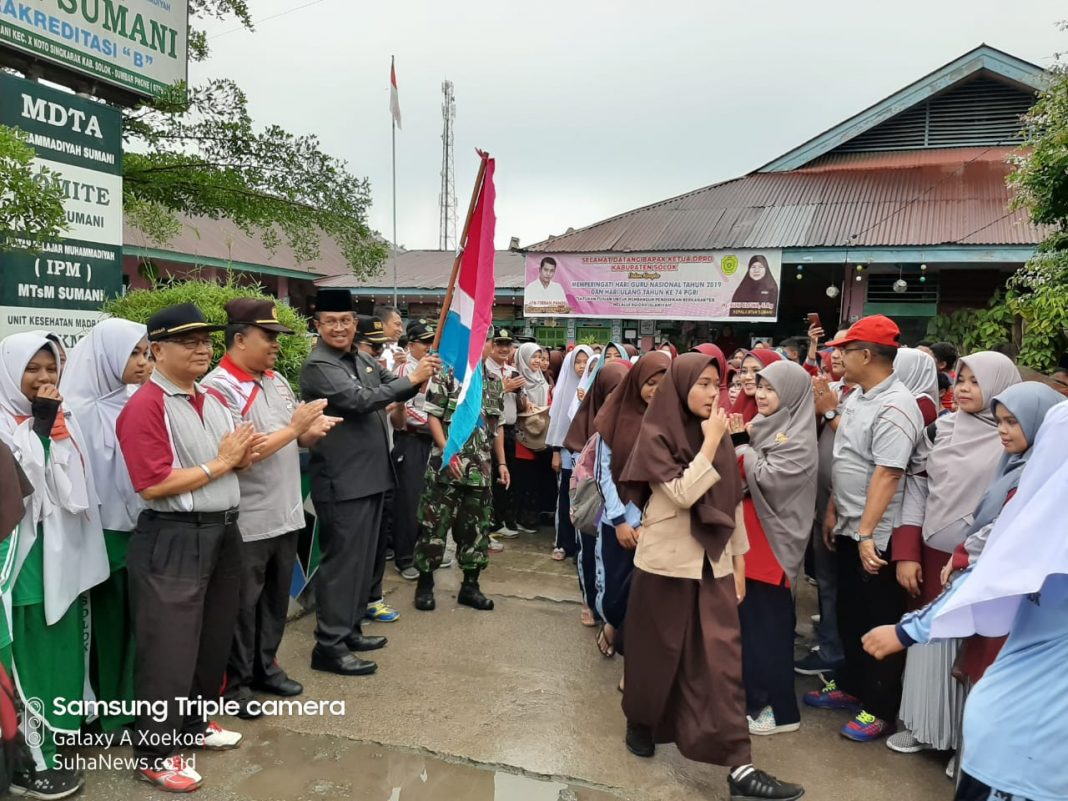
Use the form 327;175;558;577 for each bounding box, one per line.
563;360;631;453
594;351;671;483
0;440;32;542
620;353;744;562
692;344;729;394
730;349;783;422
658;342;679;359
547;349;564;384
623;344;638;358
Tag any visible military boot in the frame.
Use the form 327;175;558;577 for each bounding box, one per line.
414;572;436;611
457;570;494;611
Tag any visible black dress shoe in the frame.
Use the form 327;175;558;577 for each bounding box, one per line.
625;721;655;758
311;649;377;676
415;571;436;611
344;634;388;652
234;697;264;720
252;677;304;697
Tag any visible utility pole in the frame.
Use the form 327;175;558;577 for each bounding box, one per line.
438;80;457;252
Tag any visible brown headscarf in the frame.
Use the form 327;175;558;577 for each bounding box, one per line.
0;439;33;542
563;360;630;453
547;349;564;384
620;353;744;562
594;351;671;483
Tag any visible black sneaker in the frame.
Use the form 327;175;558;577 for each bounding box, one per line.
10;768;85;800
728;767;804;801
793;647;842;677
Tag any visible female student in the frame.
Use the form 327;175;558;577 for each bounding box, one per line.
546;346;593;561
729;361;818;736
589;352;670;660
620;352;804;801
0;332;109;799
61;318;151;735
730;350;783;423
863;395;1067;801
888;352;1020;757
564;361;630;632
512;343;552;531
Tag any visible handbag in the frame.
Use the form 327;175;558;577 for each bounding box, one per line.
515;405;550;452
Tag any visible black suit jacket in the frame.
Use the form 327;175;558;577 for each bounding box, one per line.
300;342;417;502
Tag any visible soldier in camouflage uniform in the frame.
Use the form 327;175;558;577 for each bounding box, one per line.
413;361;507;611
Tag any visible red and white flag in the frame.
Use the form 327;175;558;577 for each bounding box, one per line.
390;57;402;129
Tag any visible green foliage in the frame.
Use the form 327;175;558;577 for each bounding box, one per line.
577;334;603;346
103;276;311;389
0;125;68;249
121;2;387;278
1006;251;1068;372
926;291;1015;355
1006;29;1068;370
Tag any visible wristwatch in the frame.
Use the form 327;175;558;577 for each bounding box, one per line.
823;409;838;422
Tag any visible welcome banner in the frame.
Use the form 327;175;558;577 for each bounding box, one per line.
523;250;783;322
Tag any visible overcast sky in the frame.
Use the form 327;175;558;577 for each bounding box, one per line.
193;1;1066;252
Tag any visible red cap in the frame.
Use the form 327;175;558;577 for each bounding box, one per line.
825;315;901;348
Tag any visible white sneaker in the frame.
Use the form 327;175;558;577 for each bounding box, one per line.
516;524;537;534
488;537;505;553
493;526;519;539
945;753;958;780
747;706;800;736
886;729;932;754
138;755;203;792
199;721;242;750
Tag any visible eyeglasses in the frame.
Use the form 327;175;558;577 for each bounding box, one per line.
166;337;213;351
319;317;355;330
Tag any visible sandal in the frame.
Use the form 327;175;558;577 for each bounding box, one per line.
596;623;616;657
551;548;566;561
580;606;596;627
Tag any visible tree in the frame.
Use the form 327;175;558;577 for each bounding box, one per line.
0;124;68;248
1007;23;1068;370
122;1;388;278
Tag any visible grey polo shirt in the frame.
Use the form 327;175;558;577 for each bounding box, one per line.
831;373;923;550
202;358;304;541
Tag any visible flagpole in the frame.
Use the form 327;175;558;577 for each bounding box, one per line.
391;55;398;308
432;151;490;352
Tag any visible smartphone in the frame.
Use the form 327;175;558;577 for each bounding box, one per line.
807;312;821;330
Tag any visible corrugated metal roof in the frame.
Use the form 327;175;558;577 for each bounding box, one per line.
315;250;526;290
529;148;1045;252
123;214;354;277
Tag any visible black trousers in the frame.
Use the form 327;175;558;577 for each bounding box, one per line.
368;488;394;603
596;520;635;630
492;426;517;529
391;432;433;570
313;494;384;658
577;530;599;616
225;530;299;697
954;772;1011;801
554;468;577;555
127;510;242;764
739;578;800;725
835;536;906;722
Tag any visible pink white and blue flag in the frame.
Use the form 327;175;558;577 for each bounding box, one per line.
438;153;497;464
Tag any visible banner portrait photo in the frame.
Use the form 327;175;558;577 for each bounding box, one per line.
522;250;783;322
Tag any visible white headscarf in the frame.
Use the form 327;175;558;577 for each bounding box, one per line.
547;346;593;449
931;399;1068;638
61;318;148;532
0;333;108;624
569;353;602;419
515;342;549;408
894;348;940;405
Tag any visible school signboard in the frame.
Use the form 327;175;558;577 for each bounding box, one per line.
0;71;123;346
0;0;189;100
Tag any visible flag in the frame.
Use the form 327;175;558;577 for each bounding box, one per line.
390;57;402;129
438;153;496;464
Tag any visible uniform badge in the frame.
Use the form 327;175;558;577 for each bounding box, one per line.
365;366;373;373
775;432;788;445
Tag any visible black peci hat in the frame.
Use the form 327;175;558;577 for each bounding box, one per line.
146;303;224;342
225;298;295;334
491;326;515;343
315;289;354;314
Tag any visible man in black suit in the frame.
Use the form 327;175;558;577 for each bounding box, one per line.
299;290;438;675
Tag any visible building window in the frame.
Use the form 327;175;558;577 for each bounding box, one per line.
534;327;567;348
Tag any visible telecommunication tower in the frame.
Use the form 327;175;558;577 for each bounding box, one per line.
438;80;457;252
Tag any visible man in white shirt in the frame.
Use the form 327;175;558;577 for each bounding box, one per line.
524;257;570;313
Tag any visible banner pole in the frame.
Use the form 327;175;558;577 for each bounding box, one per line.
432;152;489;352
391;55;398;307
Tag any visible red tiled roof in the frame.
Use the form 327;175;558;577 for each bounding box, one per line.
529;148;1045;253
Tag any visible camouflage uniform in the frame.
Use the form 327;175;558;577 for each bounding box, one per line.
413;364;504;573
